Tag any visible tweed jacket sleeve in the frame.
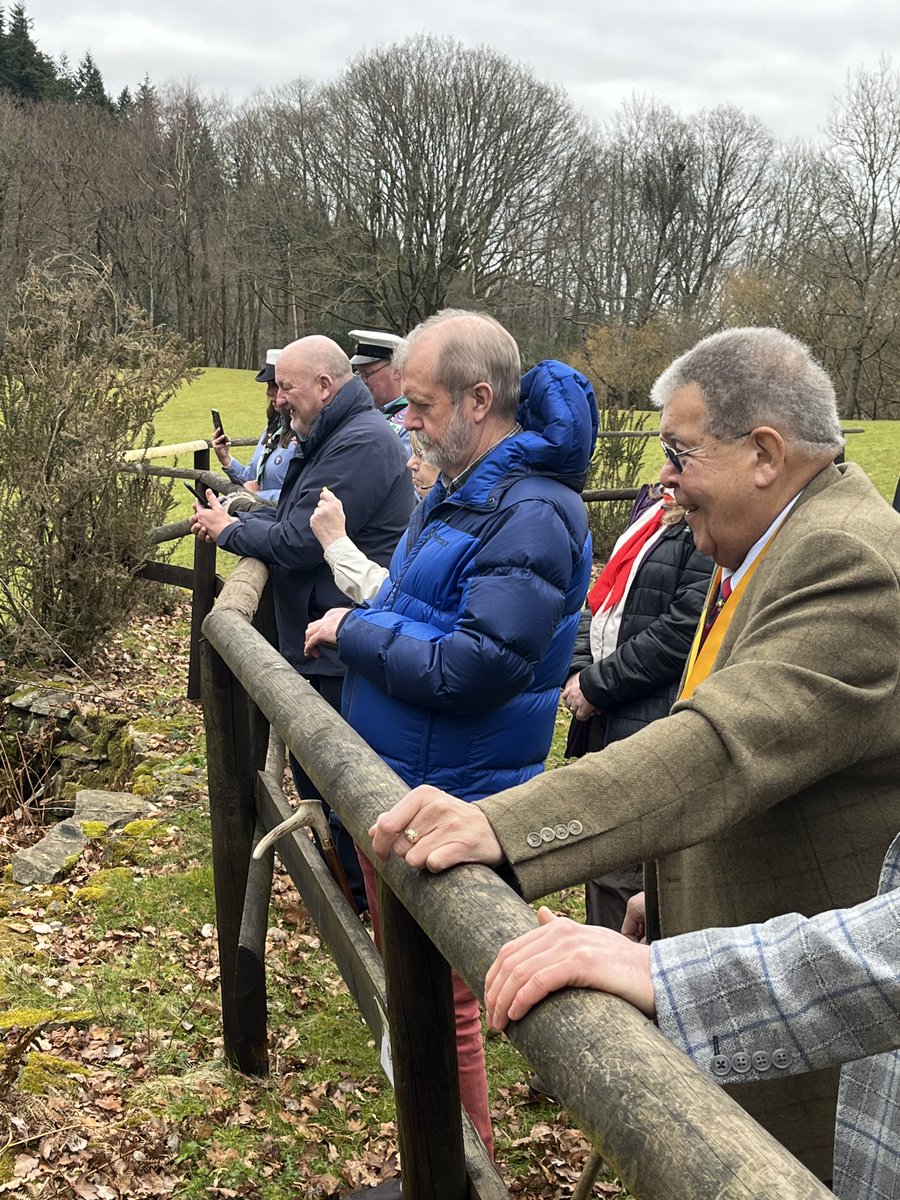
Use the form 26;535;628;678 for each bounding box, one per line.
477;466;900;904
651;833;900;1083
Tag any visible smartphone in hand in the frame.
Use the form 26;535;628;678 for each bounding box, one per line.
184;481;218;508
211;408;225;439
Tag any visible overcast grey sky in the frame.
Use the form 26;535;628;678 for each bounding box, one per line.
22;0;900;140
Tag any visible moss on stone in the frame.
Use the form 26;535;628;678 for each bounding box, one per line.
130;775;157;797
0;1006;62;1030
72;866;131;903
60;853;81;877
19;1050;85;1095
78;820;109;839
92;867;132;886
121;818;159;838
107;729;135;782
0;1006;93;1031
88;711;129;758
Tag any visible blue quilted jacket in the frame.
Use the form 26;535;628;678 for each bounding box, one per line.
339;360;597;801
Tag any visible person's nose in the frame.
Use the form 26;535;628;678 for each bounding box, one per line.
659;457;680;488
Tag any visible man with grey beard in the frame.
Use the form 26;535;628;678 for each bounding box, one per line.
304;308;597;1159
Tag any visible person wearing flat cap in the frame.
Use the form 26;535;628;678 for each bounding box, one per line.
349;329;410;451
212;348;297;501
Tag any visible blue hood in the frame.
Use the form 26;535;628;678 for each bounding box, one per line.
420;359;598;518
514;359;598;490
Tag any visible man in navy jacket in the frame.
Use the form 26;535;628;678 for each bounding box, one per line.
191;335;415;909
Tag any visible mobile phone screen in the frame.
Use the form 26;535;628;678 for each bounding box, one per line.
184;481;212;508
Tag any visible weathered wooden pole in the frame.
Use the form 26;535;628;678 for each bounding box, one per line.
201;563;272;1075
188;445;217;701
378;876;467;1200
233;824;273;1074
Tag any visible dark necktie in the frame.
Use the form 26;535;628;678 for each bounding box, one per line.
702;574;733;642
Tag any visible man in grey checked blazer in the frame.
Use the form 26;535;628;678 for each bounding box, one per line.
653;833;900;1200
482;834;900;1200
370;327;900;1181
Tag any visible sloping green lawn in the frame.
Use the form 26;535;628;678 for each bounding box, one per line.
150;368;272;567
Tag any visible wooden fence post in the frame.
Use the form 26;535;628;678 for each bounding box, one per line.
201;632;270;1075
378;877;468;1200
188;445;217;701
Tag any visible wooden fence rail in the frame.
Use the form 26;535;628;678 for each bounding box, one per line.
200;558;832;1200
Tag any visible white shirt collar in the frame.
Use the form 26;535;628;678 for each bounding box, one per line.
725;492;803;590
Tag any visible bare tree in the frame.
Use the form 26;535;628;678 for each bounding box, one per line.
309;35;583;330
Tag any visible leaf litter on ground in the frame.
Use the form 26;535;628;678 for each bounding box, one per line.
0;600;629;1199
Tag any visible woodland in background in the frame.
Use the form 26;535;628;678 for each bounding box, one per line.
0;10;899;417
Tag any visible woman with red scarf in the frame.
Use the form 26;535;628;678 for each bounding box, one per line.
562;484;714;931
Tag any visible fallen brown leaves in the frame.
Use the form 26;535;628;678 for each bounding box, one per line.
0;603;629;1199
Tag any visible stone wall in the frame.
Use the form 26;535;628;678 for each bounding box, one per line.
1;681;144;816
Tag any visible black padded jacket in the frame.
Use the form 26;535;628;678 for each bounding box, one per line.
569;521;714;747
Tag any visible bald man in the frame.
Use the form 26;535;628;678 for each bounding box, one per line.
192;336;415;910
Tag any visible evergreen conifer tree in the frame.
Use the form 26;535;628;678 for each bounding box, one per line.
75;50;114;110
3;3;56;99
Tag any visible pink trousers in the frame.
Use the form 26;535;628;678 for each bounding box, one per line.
358;849;494;1157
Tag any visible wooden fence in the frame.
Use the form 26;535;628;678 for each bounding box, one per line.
121;437;257;698
200;557;833;1200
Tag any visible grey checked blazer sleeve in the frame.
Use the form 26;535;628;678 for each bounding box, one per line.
651;834;900;1199
651;834;900;1080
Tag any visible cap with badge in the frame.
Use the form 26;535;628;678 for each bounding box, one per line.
255;348;282;384
349;329;404;367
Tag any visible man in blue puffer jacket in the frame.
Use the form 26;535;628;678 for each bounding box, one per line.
306;309;597;1157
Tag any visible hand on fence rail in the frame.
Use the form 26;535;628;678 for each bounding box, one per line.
369;784;503;871
484;905;655;1031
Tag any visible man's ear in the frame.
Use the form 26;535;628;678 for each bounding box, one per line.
317;373;334;399
749;427;786;486
470;382;494;422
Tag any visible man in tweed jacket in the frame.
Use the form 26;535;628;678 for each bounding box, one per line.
370;327;900;1179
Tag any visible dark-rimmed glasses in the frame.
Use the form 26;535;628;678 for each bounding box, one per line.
659;431;752;473
357;362;390;382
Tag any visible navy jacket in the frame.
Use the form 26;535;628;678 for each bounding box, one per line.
339;360;597;801
218;376;415;674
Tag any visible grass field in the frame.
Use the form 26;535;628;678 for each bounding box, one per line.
149;367;900;569
151;368;273;567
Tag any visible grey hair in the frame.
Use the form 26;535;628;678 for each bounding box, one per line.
395;309;521;419
651;327;844;456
